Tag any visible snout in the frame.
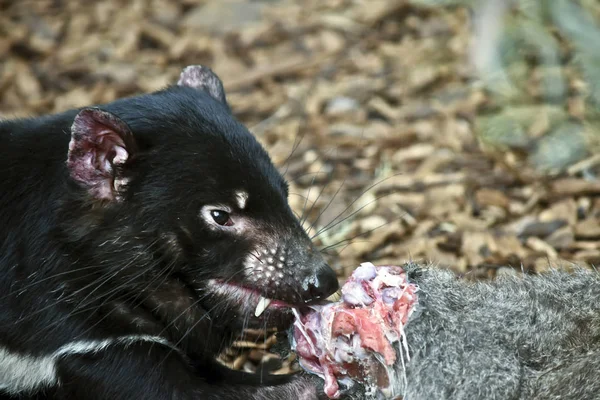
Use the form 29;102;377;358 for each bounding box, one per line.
300;263;340;304
243;239;340;305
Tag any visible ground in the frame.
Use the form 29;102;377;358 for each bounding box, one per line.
2;0;600;378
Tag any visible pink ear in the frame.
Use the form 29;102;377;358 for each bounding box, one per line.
177;65;229;107
67;108;136;201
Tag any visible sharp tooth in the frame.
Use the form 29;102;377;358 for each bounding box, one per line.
326;290;342;302
255;296;272;317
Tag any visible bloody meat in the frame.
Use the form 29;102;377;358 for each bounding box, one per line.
292;263;418;399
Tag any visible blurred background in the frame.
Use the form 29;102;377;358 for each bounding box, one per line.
2;0;600;286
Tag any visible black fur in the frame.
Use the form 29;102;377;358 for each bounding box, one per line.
0;66;338;399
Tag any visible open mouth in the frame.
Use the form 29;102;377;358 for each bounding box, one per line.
207;279;342;320
207;279;293;319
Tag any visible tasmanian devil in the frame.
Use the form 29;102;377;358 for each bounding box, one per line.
0;65;339;400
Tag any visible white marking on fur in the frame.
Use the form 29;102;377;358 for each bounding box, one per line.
235;191;248;209
0;335;176;395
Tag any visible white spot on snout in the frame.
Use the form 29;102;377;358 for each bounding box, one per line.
235;191;248;209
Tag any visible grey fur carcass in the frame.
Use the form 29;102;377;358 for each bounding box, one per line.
292;263;600;400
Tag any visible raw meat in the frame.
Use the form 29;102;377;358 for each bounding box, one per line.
292;263;418;399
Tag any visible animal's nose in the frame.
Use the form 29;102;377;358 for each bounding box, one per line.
300;264;340;304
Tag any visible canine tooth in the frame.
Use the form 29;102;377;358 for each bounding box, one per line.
326;290;342;302
254;297;272;317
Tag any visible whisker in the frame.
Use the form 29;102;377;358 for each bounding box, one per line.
23;289;131;342
154;266;259;365
154;268;248;339
289;192;309;201
286;171;329;186
2;265;99;301
304;125;367;232
312;173;403;239
307;177;347;234
155;295;233;367
327;242;353;257
280;129;306;178
300;174;336;233
73;261;179;340
319;215;406;254
299;147;337;227
72;245;156;307
250;252;263;264
320;240;371;254
19;240;162;337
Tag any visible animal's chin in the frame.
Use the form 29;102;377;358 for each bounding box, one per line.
205;279;296;331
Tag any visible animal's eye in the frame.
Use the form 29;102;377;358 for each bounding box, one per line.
210;210;233;226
